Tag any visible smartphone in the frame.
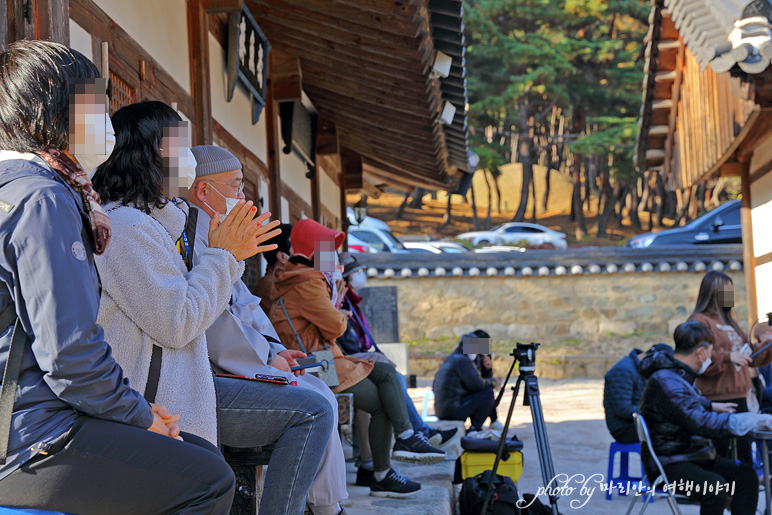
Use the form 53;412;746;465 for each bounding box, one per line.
216;373;290;385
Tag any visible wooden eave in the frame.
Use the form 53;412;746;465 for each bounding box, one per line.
245;0;468;192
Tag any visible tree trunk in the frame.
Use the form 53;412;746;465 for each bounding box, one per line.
493;173;503;213
408;187;425;209
655;171;666;227
629;180;642;230
513;103;533;222
442;192;453;225
696;182;707;218
596;171;615;238
482;169;493;230
470;174;480;231
571;108;588;237
530;164;537;221
395;192;410;220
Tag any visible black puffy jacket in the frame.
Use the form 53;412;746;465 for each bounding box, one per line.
603;349;646;439
433;342;496;418
639;347;732;475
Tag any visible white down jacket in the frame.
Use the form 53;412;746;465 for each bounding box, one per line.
95;198;244;444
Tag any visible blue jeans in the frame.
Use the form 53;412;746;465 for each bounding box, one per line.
397;372;432;434
450;387;495;431
216;376;334;515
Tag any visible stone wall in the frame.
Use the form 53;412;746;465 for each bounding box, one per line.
369;271;747;345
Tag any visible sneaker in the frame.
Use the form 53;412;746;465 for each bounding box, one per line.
489;420;505;432
426;427;460;447
356;466;374;487
392;432;446;464
369;468;421;498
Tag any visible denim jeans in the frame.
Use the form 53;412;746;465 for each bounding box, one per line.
0;416;235;514
397;372;432;434
215;376;334;515
449;387;496;431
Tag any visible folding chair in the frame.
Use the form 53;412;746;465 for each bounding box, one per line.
624;413;683;515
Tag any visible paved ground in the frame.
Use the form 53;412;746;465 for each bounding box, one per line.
342;377;770;514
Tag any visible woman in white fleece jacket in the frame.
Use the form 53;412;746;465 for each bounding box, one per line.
92;102;266;444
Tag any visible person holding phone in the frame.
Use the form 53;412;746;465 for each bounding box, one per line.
690;270;772;463
93;103;334;515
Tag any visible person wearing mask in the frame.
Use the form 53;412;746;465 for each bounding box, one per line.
93;102;333;515
639;321;760;515
690;270;772;463
433;330;500;432
269;219;445;498
0;41;234;513
475;354;504;432
255;223;292;314
187;145;349;515
603;344;672;444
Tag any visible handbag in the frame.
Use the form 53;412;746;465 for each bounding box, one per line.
685;436;717;465
336;318;363;355
278;297;339;388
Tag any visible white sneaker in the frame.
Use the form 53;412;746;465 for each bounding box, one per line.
489;420;505;431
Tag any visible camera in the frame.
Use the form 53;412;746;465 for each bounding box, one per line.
514;342;540;373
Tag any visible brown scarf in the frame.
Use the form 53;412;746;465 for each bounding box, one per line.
35;148;111;255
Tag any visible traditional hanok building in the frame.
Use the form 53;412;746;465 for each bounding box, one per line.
0;0;471;289
637;0;772;328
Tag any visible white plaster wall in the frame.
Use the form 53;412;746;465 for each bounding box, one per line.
320;167;340;219
260;180;270;216
93;0;189;92
751;171;772;259
278;117;312;207
751;133;772;177
756;262;772;321
281;196;290;223
69;20;93;63
208;34;267;164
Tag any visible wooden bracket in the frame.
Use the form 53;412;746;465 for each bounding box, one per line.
270;49;302;102
340;147;363;190
316;119;338;156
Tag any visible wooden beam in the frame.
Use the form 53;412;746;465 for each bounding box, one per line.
340;147;363;190
338;171;348;249
311;160;321;221
34;0;70;44
270;49;302;102
202;0;242;12
664;42;683;176
265;52;282;218
720;161;746;177
316;118;339;156
741;165;758;327
188;0;213;146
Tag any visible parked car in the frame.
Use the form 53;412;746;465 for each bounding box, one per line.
346;208;410;254
457;222;567;249
404;241;471;254
628;200;741;248
473;245;527;254
347;232;376;254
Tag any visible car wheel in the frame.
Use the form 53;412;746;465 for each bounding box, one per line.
478;240;492;247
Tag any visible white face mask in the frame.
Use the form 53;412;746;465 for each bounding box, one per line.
76;113;115;179
332;253;343;282
698;350;712;375
182;148;197;191
467;354;477;361
349;270;366;289
206;183;240;220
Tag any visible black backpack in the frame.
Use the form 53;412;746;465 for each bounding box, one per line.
459;470;520;515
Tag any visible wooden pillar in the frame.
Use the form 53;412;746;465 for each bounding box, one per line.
338;171;348;249
311;163;320;222
265;52;282;219
187;0;212;146
741;163;759;328
34;0;70;43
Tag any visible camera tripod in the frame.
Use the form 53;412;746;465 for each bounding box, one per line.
480;343;559;515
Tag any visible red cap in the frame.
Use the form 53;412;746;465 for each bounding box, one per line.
290;219;345;260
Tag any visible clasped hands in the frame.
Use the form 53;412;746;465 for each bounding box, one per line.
147;403;184;441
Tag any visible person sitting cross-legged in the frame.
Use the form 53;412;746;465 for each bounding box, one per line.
639;320;761;515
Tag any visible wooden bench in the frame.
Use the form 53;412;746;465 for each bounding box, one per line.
222;444;274;515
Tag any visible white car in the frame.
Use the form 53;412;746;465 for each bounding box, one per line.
473;245;527;254
457;223;567;249
347;233;376;254
404;241;471;254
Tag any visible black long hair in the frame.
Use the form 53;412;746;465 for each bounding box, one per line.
0;40;100;152
92;101;181;214
692;270;744;337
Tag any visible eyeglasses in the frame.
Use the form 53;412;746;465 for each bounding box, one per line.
207;179;245;194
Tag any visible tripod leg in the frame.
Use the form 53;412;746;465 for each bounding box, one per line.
480;376;524;515
525;375;560;515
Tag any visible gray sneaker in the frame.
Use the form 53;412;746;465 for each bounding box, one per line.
392;432;445;464
369;468;421;498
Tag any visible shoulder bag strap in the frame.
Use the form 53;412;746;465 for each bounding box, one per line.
349;303;382;354
0;302;27;464
279;297;307;354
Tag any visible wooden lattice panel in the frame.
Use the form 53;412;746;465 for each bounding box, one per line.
109;71;135;115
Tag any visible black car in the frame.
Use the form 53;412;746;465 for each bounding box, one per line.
628;200;741;248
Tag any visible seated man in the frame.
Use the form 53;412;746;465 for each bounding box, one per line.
639;321;758;515
188;146;348;515
603;343;671;444
433;330;499;432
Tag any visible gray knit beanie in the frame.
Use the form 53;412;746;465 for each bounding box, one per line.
191;145;242;177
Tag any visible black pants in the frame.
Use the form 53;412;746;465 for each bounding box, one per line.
0;416;235;514
448;387;495;431
664;457;758;515
713;397;753;464
611;424;640;444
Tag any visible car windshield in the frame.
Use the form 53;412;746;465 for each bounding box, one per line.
384;230;406;249
682;202;739;231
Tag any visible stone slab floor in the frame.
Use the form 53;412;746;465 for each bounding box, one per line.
341;378;766;514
